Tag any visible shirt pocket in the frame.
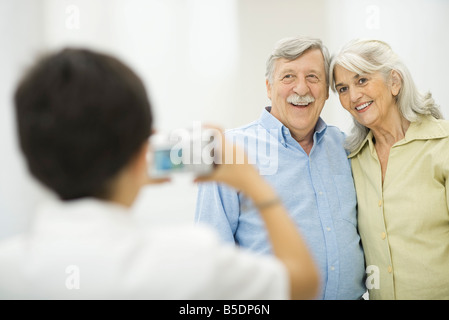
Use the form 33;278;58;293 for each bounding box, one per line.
332;174;357;226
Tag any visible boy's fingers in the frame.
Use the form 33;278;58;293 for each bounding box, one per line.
146;177;171;185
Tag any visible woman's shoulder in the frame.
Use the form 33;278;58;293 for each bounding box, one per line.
432;117;449;130
413;115;449;139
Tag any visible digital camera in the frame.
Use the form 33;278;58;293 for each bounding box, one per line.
148;126;218;178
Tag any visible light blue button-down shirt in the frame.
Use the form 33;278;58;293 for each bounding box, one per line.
195;107;365;300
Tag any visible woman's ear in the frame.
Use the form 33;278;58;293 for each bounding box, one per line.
390;70;402;97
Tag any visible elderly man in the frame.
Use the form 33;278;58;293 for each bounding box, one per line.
195;36;366;300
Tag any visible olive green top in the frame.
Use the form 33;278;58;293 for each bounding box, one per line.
349;115;449;300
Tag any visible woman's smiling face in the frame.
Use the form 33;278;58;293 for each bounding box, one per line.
333;64;401;129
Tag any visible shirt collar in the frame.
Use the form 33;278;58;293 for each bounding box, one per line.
259;106;328;146
314;117;327;143
349;115;449;158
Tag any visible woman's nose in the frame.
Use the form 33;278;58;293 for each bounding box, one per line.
350;87;363;103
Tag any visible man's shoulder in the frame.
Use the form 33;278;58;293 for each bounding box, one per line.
322;124;346;143
324;123;345;135
317;124;350;158
224;119;266;139
226;120;261;133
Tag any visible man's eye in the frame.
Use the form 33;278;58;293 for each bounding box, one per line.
281;74;295;83
306;75;319;83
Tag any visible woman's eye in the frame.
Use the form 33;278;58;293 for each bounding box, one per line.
338;86;348;94
358;78;368;85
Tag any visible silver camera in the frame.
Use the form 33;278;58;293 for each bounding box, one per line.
148;126;219;178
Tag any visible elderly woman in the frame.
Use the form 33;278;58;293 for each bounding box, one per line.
329;39;449;300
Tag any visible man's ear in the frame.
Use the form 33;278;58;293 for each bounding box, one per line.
390;70;402;97
266;79;272;100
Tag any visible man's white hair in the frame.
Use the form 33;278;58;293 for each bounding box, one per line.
265;36;330;87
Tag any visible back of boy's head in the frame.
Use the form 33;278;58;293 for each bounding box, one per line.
14;48;153;200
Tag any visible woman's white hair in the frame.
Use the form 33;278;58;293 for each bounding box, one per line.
329;39;443;152
266;36;330;87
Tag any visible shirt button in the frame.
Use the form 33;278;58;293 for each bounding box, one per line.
388;266;393;273
330;266;335;271
378;200;382;207
319;191;323;195
381;232;386;240
326;227;331;231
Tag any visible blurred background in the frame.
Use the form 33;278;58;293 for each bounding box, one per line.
1;0;448;239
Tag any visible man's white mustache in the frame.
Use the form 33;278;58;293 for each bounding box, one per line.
287;94;315;105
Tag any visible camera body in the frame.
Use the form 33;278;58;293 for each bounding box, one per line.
148;127;218;178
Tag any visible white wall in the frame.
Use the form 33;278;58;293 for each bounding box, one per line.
1;0;448;238
0;1;54;240
324;0;449;133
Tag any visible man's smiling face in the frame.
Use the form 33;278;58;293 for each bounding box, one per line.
266;48;329;141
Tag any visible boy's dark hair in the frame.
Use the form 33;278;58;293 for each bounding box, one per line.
14;48;153;200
